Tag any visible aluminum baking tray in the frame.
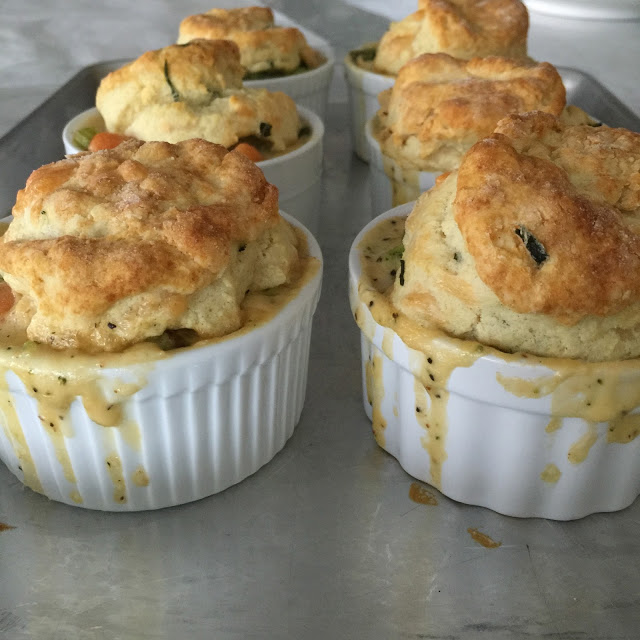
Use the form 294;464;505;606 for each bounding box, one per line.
1;61;640;640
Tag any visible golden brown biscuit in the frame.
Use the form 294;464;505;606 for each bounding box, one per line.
0;139;300;352
96;39;301;151
177;6;324;75
376;54;567;172
374;0;529;75
392;112;640;361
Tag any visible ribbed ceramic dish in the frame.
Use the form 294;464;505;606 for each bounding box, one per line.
62;106;325;234
365;117;438;216
0;213;323;511
349;203;640;520
343;50;394;162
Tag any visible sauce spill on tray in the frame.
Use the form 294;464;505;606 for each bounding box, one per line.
409;482;438;506
467;527;502;549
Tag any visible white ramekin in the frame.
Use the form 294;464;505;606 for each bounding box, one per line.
62;106;325;235
0;214;322;511
349;203;640;520
343;50;394;162
365;117;438;216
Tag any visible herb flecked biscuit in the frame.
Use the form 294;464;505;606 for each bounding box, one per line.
392;112;640;361
0;139;300;352
96;39;301;151
374;0;529;76
177;6;325;75
376;54;576;172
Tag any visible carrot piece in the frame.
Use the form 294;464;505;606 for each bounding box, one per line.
0;282;15;315
88;132;132;152
233;142;264;162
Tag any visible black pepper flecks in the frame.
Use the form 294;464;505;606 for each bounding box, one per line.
399;259;405;286
107;322;117;329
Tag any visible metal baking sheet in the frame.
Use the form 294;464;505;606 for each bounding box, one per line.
1;59;640;640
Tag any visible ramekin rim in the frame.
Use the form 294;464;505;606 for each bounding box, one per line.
62;105;324;167
243;47;336;87
349;205;640;374
2;212;322;375
343;48;394;82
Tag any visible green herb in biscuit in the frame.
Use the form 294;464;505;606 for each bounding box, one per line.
515;226;548;265
164;60;181;102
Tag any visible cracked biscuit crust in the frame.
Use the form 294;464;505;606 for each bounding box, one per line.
96;39;301;151
374;0;529;76
0;139;300;352
177;7;324;74
376;54;566;172
392;112;640;361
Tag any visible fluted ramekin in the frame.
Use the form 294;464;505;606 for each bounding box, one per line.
349;203;640;520
343;50;394;162
62;106;325;234
365;117;439;216
0;213;322;511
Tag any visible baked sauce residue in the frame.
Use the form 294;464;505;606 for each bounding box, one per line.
106;453;126;504
382;154;420;209
365;352;387;447
354;215;640;492
467;527;502;549
540;463;561;484
132;466;149;487
409;481;438;506
0;522;15;532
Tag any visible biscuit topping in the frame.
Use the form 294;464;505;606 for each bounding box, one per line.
393;112;640;361
177;7;325;76
96;39;301;151
0;139;300;352
374;0;529;76
375;54;567;172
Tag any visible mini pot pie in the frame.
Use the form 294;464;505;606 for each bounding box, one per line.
177;6;325;79
349;111;640;519
94;39;302;156
344;0;530;160
367;54;596;213
65;38;325;229
0;138;323;510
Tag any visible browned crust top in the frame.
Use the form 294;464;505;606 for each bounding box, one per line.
1;138;279;321
378;54;565;166
374;0;529;74
454;112;640;323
